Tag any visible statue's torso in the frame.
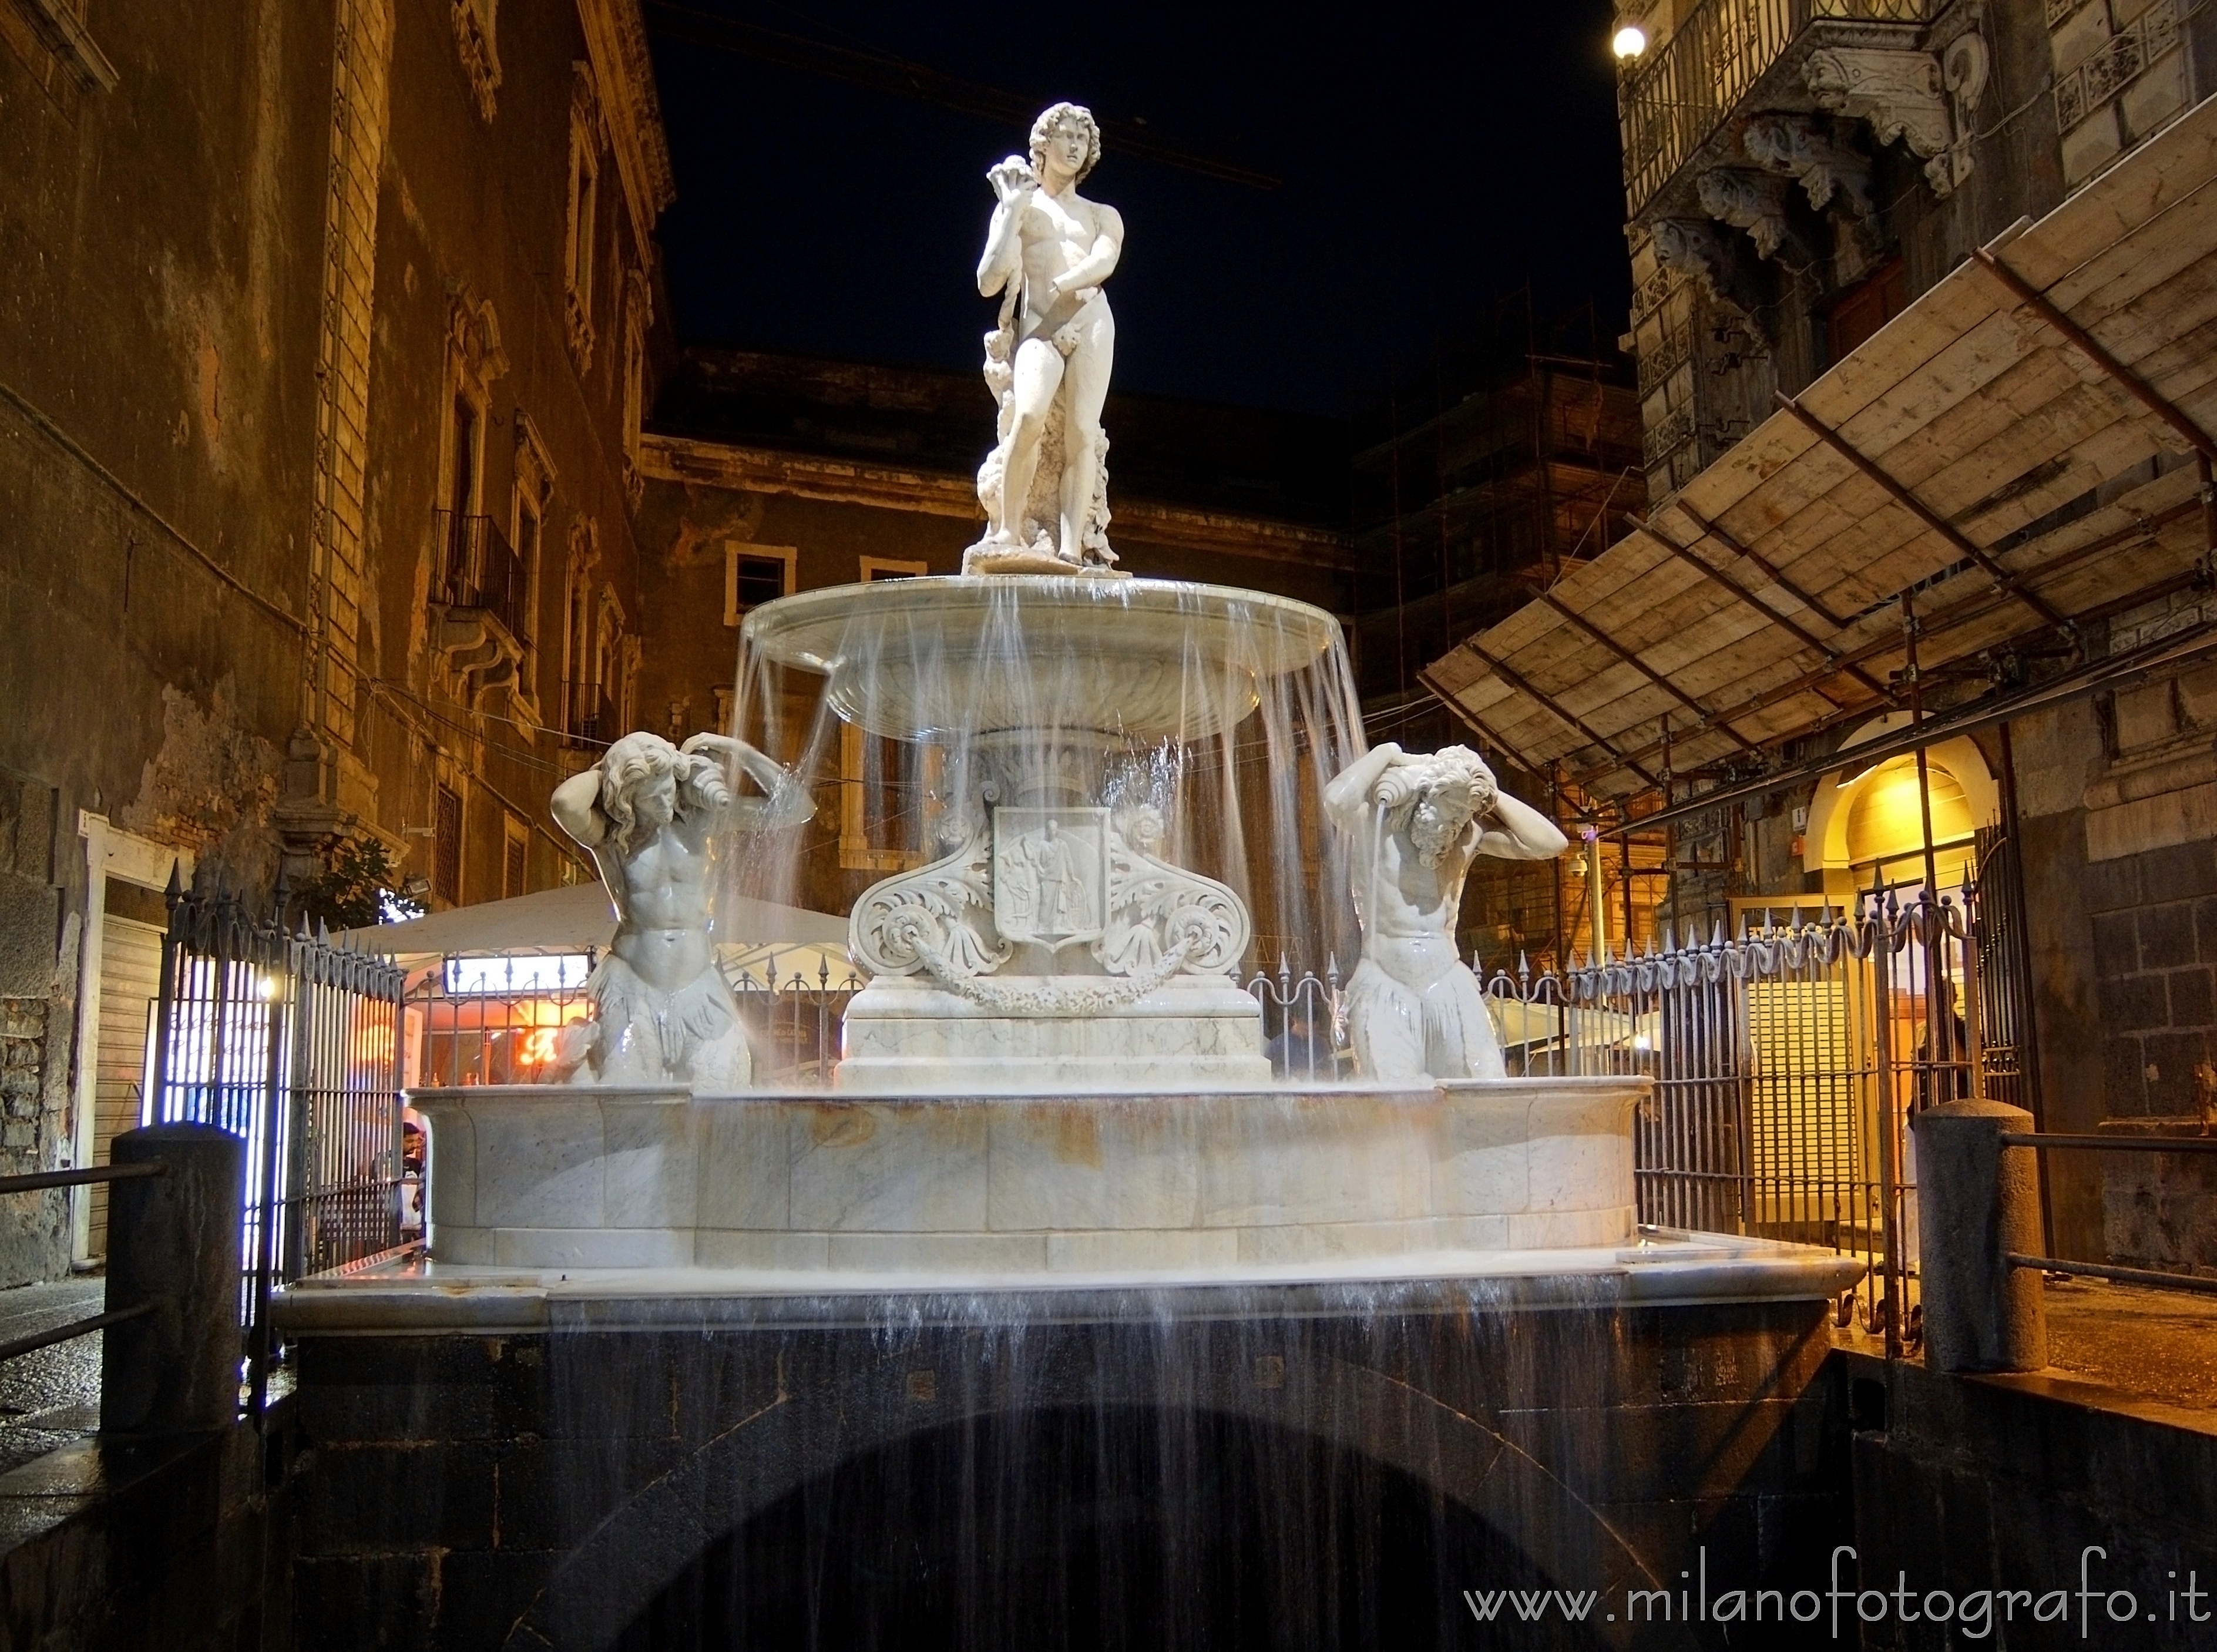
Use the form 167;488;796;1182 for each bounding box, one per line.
1016;190;1109;334
601;817;716;991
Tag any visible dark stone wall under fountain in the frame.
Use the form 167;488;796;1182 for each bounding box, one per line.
285;1290;1850;1651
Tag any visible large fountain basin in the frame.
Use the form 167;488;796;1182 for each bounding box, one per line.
414;1077;1647;1274
739;575;1345;743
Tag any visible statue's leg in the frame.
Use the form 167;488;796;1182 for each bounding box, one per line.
999;339;1064;543
1057;308;1117;559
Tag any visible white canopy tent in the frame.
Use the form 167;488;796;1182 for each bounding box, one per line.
339;882;851;979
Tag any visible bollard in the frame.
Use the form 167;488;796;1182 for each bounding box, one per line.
1913;1099;2047;1373
100;1123;245;1433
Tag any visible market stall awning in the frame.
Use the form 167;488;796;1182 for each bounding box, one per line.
339;881;847;958
1425;93;2217;800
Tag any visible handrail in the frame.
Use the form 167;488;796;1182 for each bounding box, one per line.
2006;1253;2217;1298
0;1161;165;1196
2000;1131;2217;1154
0;1302;156;1364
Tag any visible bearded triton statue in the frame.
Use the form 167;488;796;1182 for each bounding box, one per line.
549;731;812;1090
963;101;1127;576
1324;743;1568;1083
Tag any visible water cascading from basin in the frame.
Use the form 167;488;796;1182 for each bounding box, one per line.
723;575;1366;1090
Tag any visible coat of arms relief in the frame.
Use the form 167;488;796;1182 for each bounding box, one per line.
848;802;1248;1012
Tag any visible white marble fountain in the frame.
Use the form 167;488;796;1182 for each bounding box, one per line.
283;103;1860;1322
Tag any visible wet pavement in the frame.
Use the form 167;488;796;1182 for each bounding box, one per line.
0;1280;104;1476
2040;1274;2217;1413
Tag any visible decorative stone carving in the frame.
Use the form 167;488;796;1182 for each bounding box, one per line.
549;731;812;1090
1803;46;1971;196
1695;169;1795;260
450;0;500;124
1742;115;1875;219
847;801;1249;1012
565;64;602;372
1650;217;1764;322
1325;744;1567;1083
965;103;1127;577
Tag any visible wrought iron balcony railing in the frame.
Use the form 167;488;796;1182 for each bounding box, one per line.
432;510;528;645
1618;0;1936;217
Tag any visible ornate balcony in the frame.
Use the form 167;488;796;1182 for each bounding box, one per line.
431;510;528;706
1618;0;1943;220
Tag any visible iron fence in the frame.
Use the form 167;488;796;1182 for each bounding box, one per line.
406;953;865;1088
1618;0;1937;215
147;883;408;1400
1479;877;2000;1353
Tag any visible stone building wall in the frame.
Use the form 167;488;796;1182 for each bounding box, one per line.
0;0;674;1281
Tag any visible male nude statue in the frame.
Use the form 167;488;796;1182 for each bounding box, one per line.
1324;743;1568;1083
549;731;812;1091
969;101;1124;569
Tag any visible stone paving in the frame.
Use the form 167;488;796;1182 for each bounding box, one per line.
0;1280;103;1475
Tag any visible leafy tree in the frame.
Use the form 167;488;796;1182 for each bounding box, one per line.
295;837;422;931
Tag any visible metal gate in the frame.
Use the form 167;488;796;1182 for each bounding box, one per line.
1482;871;2006;1354
145;882;408;1396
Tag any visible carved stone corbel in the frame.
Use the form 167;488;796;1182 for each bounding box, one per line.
1803;47;1961;195
1650;218;1767;325
1696;169;1795;260
431;612;524;711
1742;115;1875;219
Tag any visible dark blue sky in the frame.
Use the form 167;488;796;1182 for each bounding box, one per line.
649;2;1630;415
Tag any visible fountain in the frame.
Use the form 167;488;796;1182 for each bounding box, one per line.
270;104;1864;1649
280;99;1866;1288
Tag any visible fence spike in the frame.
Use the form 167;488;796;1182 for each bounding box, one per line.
1710;918;1725;949
1516;949;1531;981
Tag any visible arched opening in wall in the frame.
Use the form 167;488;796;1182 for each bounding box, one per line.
612;1405;1605;1651
1802;716;2000;911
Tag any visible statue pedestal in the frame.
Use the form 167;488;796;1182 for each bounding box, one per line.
834;975;1271;1093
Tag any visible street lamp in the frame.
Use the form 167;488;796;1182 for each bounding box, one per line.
1613;24;1648;60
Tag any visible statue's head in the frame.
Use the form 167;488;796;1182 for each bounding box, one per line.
597;733;730;855
1029;102;1101;184
1374;746;1496;869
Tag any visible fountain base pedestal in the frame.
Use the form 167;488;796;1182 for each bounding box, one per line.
833;976;1271;1093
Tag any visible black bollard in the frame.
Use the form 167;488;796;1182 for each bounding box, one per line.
1913;1099;2047;1373
100;1123;246;1433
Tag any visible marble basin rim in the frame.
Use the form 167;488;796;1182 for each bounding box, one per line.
737;575;1345;744
411;1075;1655;1278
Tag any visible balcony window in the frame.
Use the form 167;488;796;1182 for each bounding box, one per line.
725;545;798;626
1826;257;1908;362
433;784;463;905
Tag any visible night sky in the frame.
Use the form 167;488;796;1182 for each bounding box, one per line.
647;2;1631;416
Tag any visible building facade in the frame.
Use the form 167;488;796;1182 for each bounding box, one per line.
1594;0;2217;1261
0;0;671;1278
